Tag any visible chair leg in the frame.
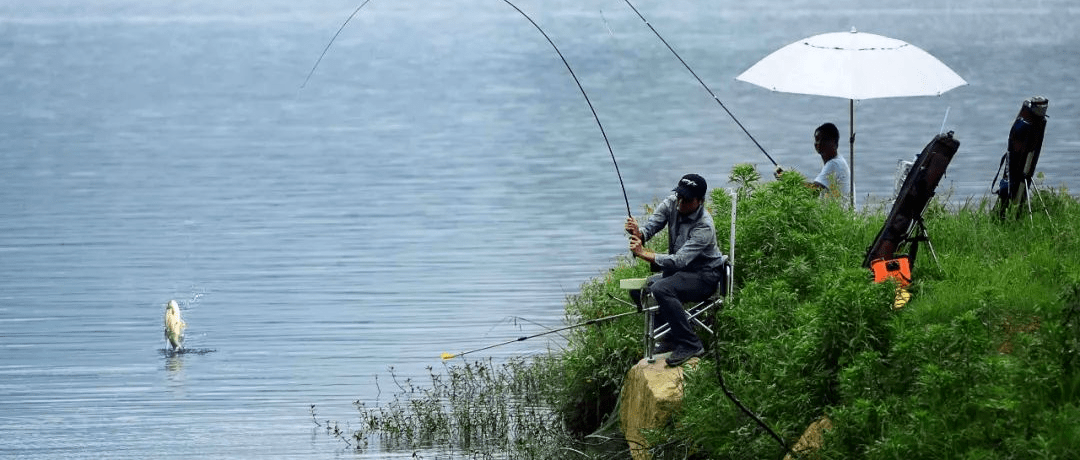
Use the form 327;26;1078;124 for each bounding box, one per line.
642;294;725;360
652;298;722;339
644;308;656;363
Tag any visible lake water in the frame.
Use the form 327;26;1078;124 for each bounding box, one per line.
1;0;1077;458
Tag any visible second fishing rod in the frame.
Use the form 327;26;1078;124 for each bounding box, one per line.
618;3;799;457
621;0;779;168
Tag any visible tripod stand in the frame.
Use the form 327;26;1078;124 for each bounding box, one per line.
996;172;1052;222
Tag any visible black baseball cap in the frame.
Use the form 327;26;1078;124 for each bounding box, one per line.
673;173;707;199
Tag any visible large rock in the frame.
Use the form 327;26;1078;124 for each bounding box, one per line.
619;356;698;460
783;416;833;460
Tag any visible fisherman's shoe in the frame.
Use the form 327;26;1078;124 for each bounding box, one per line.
666;346;706;367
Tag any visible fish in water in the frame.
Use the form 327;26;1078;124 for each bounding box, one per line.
164;300;186;351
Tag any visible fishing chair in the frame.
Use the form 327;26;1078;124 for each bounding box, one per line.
618;259;732;363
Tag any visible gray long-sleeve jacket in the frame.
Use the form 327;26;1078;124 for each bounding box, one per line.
637;194;727;273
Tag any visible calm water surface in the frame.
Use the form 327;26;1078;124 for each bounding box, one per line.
1;0;1077;458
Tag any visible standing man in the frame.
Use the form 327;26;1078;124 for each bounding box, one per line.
775;122;851;200
625;174;727;367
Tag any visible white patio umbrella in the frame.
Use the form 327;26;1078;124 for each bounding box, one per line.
735;29;967;206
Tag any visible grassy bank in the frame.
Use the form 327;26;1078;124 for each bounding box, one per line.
559;167;1080;458
319;167;1080;459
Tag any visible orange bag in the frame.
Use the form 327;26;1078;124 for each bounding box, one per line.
869;256;912;287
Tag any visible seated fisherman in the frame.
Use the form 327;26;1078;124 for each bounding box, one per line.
776;122;851;200
624;173;727;367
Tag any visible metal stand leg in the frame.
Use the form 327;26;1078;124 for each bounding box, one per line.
1019;178;1032;223
912;219;940;269
607;289;659;363
645;303;655;364
1028;180;1053;223
922;226;940;267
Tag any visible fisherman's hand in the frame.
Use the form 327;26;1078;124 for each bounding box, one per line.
628;235;644;257
624;217;642;239
773;166;784;179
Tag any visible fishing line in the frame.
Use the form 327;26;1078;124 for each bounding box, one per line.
300;0;377;90
599;8;616;38
300;0;632;218
441;309;642;360
621;0;778;167
501;0;632;218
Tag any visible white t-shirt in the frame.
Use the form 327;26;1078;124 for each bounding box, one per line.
813;156;850;199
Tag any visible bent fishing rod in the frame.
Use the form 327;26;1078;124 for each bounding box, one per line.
500;0;632;218
441;307;641;360
621;0;778;168
300;0;632;218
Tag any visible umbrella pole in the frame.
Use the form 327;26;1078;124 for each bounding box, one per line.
849;99;856;208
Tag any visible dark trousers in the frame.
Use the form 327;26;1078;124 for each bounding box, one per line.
644;269;721;352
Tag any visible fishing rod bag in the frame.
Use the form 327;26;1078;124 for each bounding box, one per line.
863;131;960;283
994;96;1048;217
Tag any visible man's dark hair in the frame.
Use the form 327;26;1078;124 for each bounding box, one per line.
816;122;840;144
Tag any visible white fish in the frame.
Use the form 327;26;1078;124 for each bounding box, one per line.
164;300;186;350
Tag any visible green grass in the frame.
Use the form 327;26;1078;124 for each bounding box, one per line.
557;166;1080;459
319;165;1080;459
657;172;1077;459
